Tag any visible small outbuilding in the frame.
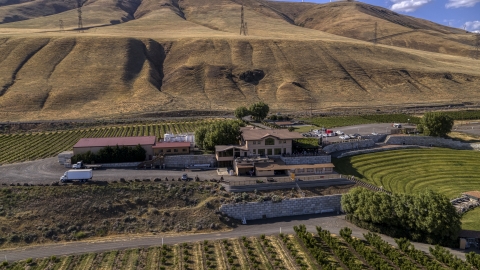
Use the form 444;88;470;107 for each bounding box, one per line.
153;142;191;155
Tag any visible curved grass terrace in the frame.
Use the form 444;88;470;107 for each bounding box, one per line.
333;148;480;230
334;148;480;199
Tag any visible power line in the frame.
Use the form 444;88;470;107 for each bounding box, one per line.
240;5;248;36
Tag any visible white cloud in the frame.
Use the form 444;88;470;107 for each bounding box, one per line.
390;0;431;12
446;0;480;8
465;20;480;32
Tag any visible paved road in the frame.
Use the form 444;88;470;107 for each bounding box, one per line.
0;214;470;262
0;158;259;185
454;122;480;136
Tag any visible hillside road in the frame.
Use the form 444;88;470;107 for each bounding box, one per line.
0;214;470;262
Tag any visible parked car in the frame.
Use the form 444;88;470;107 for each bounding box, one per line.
349;134;357;139
335;131;344;135
372;132;379;135
181;174;188;180
339;135;350;140
393;123;402;128
353;133;361;138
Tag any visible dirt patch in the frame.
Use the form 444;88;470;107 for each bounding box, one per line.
0;181;239;249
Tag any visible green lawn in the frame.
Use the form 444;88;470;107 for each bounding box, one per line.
462;208;480;231
293;125;315;133
333;148;480;230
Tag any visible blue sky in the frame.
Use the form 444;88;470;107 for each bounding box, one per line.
273;0;480;32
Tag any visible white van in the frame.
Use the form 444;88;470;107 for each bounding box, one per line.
393;123;402;128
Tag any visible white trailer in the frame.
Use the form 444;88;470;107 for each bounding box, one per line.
60;169;93;183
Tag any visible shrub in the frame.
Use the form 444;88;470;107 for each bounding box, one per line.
74;231;87;240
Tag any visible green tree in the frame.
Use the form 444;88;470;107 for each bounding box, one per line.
249;102;269;122
342;187;461;245
195;126;208;149
234;106;250;119
195;120;245;151
421;112;454;137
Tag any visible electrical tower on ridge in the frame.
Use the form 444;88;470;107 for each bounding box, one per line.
240;5;248;36
62;0;87;32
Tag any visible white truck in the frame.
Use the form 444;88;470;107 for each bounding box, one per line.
60;169;93;183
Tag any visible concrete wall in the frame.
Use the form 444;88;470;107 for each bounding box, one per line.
163;154;216;168
219;195;342;220
280;155;331;165
360;134;388;143
323;140;376;154
384;136;474;150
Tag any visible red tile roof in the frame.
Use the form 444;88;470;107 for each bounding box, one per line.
464;191;480;199
153;142;191;148
74;136;157;148
241;128;303;140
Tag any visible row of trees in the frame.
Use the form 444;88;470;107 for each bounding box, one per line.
234;102;269;121
341;187;461;246
71;145;146;164
194;120;245;151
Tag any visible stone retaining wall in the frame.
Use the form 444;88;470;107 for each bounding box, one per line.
219;195;342;220
100;162;142;168
323;140;376;154
164;154;216;168
360;134;388;143
280;155;331;165
384;136;474;150
335;145;421;158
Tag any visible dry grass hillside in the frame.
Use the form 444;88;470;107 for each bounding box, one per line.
0;0;479;121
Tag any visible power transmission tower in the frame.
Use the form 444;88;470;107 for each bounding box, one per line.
59;20;64;32
373;22;377;45
240;5;248;36
77;0;84;32
474;33;480;60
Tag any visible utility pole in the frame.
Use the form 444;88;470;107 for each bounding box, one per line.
240;5;248;36
59;20;64;32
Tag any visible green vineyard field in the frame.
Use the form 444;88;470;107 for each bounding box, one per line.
0;120;221;164
2;228;477;270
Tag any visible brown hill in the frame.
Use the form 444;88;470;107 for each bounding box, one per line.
267;1;475;57
0;0;479;121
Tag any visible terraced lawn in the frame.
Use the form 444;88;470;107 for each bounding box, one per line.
334;148;480;198
333;148;480;229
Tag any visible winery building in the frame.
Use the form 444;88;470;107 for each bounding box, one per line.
73;136;157;160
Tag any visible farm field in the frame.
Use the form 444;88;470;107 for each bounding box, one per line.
1;228;475;270
0;119;221;164
333;148;480;229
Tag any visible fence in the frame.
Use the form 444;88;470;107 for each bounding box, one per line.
226;173;342;187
